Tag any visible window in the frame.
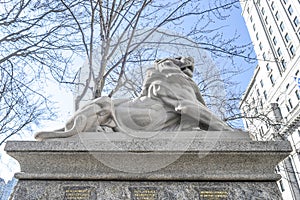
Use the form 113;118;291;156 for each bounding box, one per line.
286;104;290;112
282;0;288;4
269;26;273;34
279;180;285;192
273;37;277;45
265;16;268;24
293;17;299;27
263;91;267;100
257;89;260;96
260;80;264;87
295;90;300;100
272;103;283;123
285;33;291;42
277;48;282;57
263;52;266;60
290;45;295;55
280;22;285;31
256;33;259;40
281;59;286;69
261;7;265;15
253;24;256;31
250;15;253;22
276;165;280;172
247;7;250;13
270;74;275;85
288;99;293;109
259;42;263;50
271;2;275;10
275;12;280;20
288;5;293;15
286;83;290;89
266;63;270;71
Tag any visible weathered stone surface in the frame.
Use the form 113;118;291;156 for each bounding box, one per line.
5;131;291;199
6;131;290;181
11;180;282;200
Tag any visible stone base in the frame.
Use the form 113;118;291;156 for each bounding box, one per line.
5;131;291;199
12;180;281;200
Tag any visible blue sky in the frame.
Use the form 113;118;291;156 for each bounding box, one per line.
226;3;257;92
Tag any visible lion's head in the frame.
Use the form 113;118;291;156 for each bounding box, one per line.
155;56;194;77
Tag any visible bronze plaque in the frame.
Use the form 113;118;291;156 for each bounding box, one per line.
63;186;96;200
129;187;158;200
196;187;228;200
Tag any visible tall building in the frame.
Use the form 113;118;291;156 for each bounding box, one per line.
0;177;17;200
0;178;5;198
239;0;300;199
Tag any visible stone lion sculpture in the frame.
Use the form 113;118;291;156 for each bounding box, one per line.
35;57;232;140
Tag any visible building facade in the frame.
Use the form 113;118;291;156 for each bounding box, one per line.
0;177;17;200
239;0;300;199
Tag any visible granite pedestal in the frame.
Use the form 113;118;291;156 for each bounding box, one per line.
5;131;291;199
